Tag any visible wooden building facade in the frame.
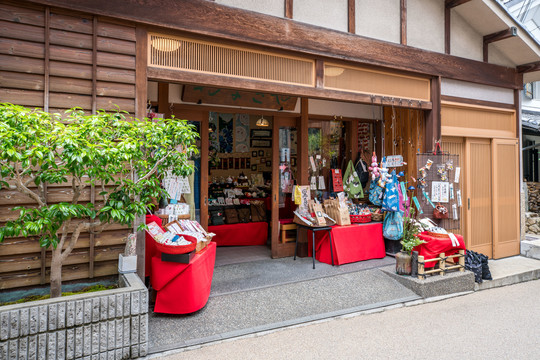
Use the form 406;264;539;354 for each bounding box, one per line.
1;0;539;289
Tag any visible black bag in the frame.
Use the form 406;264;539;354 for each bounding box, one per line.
209;207;225;226
464;250;492;283
237;207;251;223
355;159;370;189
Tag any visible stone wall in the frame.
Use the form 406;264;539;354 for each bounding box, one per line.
525;212;540;235
0;273;148;360
527;182;540;213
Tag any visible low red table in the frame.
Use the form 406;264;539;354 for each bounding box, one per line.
151;242;217;314
308;223;386;265
414;232;466;269
209;221;268;246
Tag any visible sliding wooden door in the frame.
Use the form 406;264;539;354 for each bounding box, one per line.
492;139;520;258
465;138;493;258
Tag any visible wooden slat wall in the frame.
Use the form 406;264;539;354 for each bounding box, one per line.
383;107;425;180
0;2;136;290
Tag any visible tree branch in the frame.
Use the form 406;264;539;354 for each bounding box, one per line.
136;151;172;184
14;163;45;207
61;220;102;262
57;219;71;252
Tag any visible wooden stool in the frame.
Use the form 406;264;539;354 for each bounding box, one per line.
280;223;297;243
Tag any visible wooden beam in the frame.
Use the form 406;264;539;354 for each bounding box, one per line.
285;0;293;19
483;27;518;62
315;59;324;88
441;95;515;110
426;76;441;152
44;7;50;112
400;0;407;46
298;98;309;186
148;67;433;110
27;0;521;89
445;5;450;54
517;61;540;73
445;0;473;8
135;26;148;120
157;82;169;117
92;16;97;114
348;0;355;34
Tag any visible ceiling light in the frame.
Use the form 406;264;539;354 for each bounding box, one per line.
325;66;345;77
151;37;181;52
256;115;269;127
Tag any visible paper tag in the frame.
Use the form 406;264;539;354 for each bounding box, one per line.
310;156;316;171
422;189;435;208
413;196;423;214
452;204;458;220
454;167;461;183
449;183;454;200
310;176;317;190
318;176;326;190
456;190;462;207
400;182;408;201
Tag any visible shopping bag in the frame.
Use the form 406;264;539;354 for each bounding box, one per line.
369;176;384;206
343;160;364;199
383;210;403;240
382;170;399;212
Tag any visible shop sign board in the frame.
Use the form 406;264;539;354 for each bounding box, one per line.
386;155;403;167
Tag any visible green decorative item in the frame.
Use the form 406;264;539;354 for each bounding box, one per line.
0;104;199;298
396;208;425;275
343;160;363;199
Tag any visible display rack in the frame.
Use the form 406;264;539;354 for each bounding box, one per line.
415;152;461;230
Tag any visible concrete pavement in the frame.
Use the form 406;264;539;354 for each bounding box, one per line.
152;279;540;359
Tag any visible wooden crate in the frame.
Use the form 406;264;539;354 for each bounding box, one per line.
417;250;465;279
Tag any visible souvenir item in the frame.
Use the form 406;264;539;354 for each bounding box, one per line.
369;176;384;206
446;159;454;171
382;170;399;212
368;152;381;180
331;169;344;192
425;159;433;170
412;196;423;214
343;160;364;199
383;210;403;240
454;167;461;183
433;203;449;219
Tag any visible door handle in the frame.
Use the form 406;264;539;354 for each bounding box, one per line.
468;198;470;210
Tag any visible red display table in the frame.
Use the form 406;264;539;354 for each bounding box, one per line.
414;232;466;269
209;222;268;246
145;214;163;278
307;223;386;265
151;242;217;314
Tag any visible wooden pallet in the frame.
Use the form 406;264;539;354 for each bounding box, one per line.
417;250;465;279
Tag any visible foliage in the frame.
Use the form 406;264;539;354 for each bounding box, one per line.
0;284;117;306
0;103;199;296
400;208;425;254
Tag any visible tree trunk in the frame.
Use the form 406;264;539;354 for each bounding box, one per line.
50;249;63;298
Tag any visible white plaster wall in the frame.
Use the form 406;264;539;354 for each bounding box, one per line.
148;81;158;102
450;9;483;62
293;0;348;32
441;78;514;104
169;83;183;104
407;0;444;53
215;0;284;18
489;43;517;68
355;0;400;44
308;99;378;119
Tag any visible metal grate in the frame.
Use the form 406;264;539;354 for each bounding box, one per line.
149;34;315;86
416;152;461;231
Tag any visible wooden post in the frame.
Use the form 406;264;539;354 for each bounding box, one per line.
439;252;446;276
458;249;465;271
418;255;425;279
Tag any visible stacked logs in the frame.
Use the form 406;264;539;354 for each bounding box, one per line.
528;182;540;213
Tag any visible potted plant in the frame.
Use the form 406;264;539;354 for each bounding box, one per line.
396;208;425;275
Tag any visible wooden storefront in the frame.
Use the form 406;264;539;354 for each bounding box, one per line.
0;0;528;290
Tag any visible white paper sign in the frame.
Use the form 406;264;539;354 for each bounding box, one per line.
310;176;317;190
431;181;449;203
454;167;461;183
310;156;316;171
318;176;326;190
386;155;404;167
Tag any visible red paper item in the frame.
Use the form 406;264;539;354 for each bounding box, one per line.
209;222;268;246
414;232;466;268
331;169;344;192
308;223;386;265
151;242;216;314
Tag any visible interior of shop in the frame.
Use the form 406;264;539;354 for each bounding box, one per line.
146;81;430;266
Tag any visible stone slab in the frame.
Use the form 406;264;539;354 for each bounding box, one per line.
475;256;540;291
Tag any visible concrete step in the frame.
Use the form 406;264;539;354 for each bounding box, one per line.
521;235;540;260
474;255;540;291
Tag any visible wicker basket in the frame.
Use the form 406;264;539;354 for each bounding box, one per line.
154;235;197;254
371;213;384;222
350;214;371;223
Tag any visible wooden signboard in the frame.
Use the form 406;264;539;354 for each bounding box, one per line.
182;85;298;110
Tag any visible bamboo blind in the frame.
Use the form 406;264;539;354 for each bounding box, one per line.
148;34;315;86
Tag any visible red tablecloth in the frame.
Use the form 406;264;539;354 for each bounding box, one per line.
145;214;163;278
308;223;386;265
414;232;466;268
209;222;268;246
151;242;216;314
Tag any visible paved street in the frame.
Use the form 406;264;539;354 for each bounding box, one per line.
154;279;540;359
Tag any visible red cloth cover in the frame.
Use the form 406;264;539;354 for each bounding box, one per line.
308;223;386;265
145;214;163;278
414;232;466;268
209;222;268;246
151;241;216;314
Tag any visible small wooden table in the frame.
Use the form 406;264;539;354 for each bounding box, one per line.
294;223;334;269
